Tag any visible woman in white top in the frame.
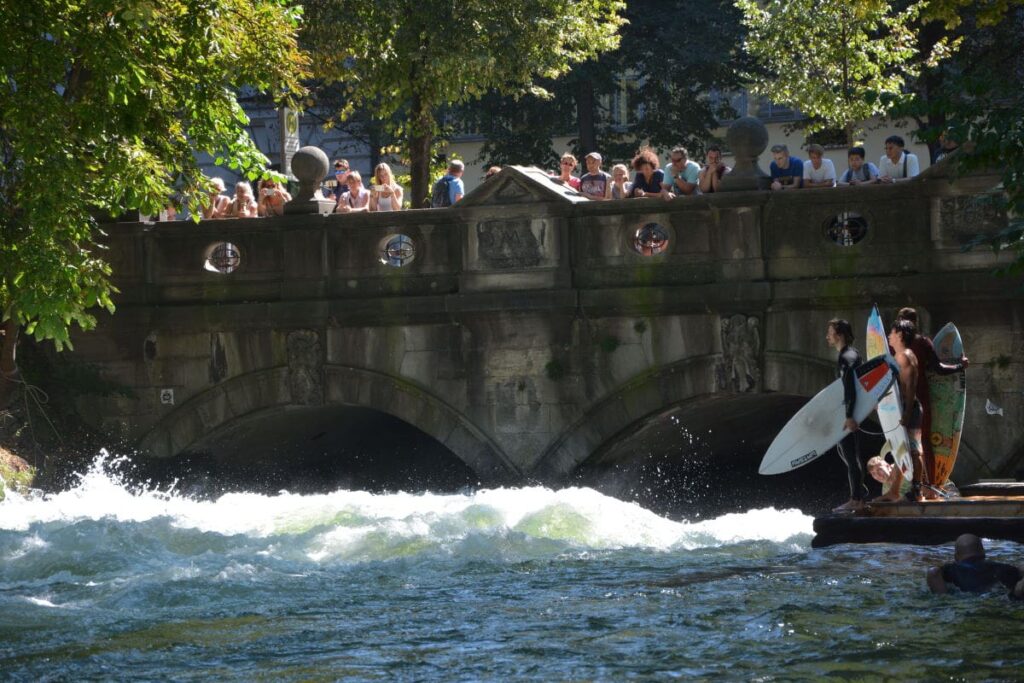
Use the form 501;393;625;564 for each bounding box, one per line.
369;163;404;212
228;182;258;218
335;171;371;213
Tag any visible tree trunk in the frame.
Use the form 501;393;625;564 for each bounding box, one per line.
409;130;432;208
0;319;20;409
368;124;381;174
576;79;597;154
408;90;434;208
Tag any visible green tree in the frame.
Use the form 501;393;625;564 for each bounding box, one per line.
735;0;952;146
910;2;1024;273
303;0;626;206
0;0;307;404
464;0;748;169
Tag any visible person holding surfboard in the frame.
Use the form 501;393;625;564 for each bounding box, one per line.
826;319;868;513
895;308;969;498
889;320;927;500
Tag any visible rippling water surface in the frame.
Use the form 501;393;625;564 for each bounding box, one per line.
2;456;1023;681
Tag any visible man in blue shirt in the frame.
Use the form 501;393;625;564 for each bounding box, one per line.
769;144;803;191
431;160;465;208
661;146;701;198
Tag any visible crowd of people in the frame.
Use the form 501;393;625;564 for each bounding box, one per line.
528;145;734;204
769;135;925;190
480;132;926;206
193;131;934;218
200;176;294;219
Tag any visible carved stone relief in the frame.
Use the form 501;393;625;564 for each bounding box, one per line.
493;182;532;203
286;330;322;406
939;194;1008;237
476;219;546;269
716;314;761;393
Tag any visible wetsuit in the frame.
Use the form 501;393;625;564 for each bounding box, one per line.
940;559;1023;597
836;345;867;501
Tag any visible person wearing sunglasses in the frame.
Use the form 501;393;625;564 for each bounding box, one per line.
330;159;350;201
552;152;581;190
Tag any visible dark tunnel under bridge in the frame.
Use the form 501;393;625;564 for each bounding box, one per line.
134;394;875;518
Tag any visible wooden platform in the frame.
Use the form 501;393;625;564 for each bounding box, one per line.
811;492;1024;548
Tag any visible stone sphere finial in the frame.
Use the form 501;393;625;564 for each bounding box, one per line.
284;146;337;215
290;146;329;202
720;116;771;192
726;116;770;162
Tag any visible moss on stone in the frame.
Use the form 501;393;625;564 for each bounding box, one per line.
0;447;36;501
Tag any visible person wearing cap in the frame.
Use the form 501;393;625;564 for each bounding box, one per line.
330;159;351;201
661;146;701;198
927;534;1024;598
202;177;231;219
579;152;612;200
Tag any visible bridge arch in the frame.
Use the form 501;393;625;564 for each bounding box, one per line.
532;351;835;481
137;365;519;484
532;351;859;516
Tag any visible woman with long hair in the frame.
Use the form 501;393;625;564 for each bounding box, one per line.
228;182;258;218
257;179;292;217
369;163;404;212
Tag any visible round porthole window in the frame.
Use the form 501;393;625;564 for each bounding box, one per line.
633;223;670;255
379;234;416;267
204;242;241;274
825;212;868;246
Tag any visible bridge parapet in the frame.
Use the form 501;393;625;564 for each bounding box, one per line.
105;164;1007;311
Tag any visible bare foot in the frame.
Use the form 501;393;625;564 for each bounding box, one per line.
832;499;864;514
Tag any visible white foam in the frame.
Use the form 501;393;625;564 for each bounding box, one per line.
0;453;814;561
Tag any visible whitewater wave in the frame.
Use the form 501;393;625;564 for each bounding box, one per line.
0;454;813;565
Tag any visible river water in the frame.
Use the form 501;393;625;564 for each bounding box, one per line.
2;456;1023;681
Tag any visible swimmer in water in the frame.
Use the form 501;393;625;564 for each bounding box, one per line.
927;534;1024;597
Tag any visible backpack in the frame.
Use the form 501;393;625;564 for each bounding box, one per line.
431;176;452;208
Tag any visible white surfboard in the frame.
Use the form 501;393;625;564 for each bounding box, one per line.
866;306;914;480
759;355;896;475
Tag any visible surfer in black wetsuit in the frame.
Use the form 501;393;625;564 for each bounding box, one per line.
927;534;1024;598
826;319;867;513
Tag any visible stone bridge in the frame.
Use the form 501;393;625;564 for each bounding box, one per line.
70;161;1023;501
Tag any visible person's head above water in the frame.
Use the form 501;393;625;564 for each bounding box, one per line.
954;533;985;563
